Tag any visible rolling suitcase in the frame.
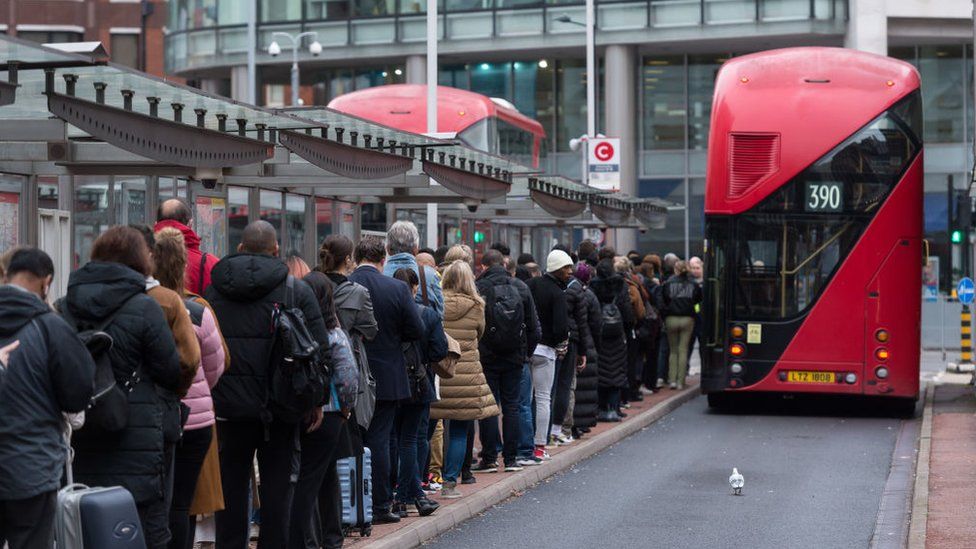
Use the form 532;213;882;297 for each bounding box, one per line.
56;428;146;549
338;447;373;537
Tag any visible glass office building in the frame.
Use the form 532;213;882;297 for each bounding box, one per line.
165;0;974;275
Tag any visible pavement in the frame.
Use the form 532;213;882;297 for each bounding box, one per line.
916;369;976;549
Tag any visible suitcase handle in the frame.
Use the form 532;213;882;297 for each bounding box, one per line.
60;483;91;493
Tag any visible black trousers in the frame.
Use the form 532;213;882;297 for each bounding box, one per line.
551;343;578;431
215;420;300;549
641;331;661;390
0;490;56;549
626;333;644;395
364;399;397;513
289;413;346;549
479;359;523;465
169;426;213;549
598;386;621;411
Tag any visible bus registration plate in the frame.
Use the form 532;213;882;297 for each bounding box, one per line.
786;371;836;383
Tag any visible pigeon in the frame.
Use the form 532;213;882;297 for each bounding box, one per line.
729;468;744;495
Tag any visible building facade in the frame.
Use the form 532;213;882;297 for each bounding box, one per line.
0;0;168;75
165;0;972;280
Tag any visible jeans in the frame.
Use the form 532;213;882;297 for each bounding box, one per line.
443;419;473;483
517;362;535;459
479;359;523;465
551;343;577;434
169;426;213;549
289;414;346;549
530;353;557;446
0;491;56;549
395;401;427;502
416;405;432;485
364;399;398;513
666;316;695;384
215;420;300;549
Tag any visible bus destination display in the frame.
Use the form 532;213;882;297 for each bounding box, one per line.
805;182;843;212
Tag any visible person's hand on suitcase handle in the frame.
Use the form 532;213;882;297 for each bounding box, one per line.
306;406;324;433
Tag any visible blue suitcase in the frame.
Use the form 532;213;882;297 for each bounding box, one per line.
338;448;373;537
56;484;145;549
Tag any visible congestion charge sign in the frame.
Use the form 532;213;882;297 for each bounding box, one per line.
588;137;621;192
958;277;975;305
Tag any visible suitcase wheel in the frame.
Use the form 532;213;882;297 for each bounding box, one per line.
361;525;372;537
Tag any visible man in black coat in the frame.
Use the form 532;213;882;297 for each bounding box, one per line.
525;250;571;456
205;220;329;549
473;249;540;472
348;235;424;524
0;248;95;549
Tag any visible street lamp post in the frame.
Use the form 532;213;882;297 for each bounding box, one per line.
556;3;596;165
268;32;323;107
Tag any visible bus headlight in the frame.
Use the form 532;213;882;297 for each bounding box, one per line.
875;366;889;379
730;363;744;375
845;373;857;384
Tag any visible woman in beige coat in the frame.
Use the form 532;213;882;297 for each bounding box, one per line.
430;260;498;498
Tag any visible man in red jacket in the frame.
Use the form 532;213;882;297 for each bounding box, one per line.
153;198;219;294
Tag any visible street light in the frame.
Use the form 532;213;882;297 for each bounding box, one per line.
267;31;322;107
553;4;595;140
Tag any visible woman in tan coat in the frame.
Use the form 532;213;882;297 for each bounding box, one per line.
430;260;498;498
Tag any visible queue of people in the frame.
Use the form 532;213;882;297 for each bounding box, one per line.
0;201;703;549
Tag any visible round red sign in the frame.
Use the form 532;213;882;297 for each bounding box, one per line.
594;141;614;162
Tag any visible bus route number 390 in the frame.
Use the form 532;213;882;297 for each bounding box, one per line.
805;182;843;212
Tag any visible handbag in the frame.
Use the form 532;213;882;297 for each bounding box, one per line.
434;333;460;379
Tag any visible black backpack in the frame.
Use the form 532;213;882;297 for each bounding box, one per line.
601;302;625;341
58;296;140;434
268;276;330;424
402;340;429;402
482;280;525;355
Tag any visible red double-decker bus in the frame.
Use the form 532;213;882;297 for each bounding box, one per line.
701;48;923;415
327;84;546;168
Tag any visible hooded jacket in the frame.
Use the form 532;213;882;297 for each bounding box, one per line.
0;286;95;500
64;262;181;503
475;266;540;366
154;219;220;295
430;292;499;421
383;253;444;316
204;253;328;422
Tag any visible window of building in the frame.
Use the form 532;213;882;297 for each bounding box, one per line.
219;0;251;24
354;0;396;17
262;0;302;21
111;34;140;69
470;62;512;100
260;189;283;243
169;0;217;31
556;59;586;152
642;56;685;150
308;0;351;19
919;45;964;144
687;55;725;151
227;186;249;253
18;30;83;44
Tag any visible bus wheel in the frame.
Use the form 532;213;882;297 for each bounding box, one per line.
707;393;732;410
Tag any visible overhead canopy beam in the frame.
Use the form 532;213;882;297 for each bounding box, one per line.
590;196;633;226
47;91;274;168
279;129;414;180
422;160;511;201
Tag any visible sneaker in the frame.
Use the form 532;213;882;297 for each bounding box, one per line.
428;480;442;491
617;409;628;418
669;382;677;390
516;457;541;467
503;461;524;472
597;410;622;423
391;501;409;518
533;445;551;461
440;481;462;499
414;497;440;517
551;432;573;446
470;461;498;473
461;472;477;485
656;378;666;389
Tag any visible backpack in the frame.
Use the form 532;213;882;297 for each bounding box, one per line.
601;302;625;341
58;296;140;434
402;339;429;402
268;276;330;424
482;280;526;356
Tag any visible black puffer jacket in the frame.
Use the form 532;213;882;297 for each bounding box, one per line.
64;262;181;504
590;273;631;390
573;287;603;429
204;253;329;422
0;286;95;501
526;273;569;348
565;277;595;361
